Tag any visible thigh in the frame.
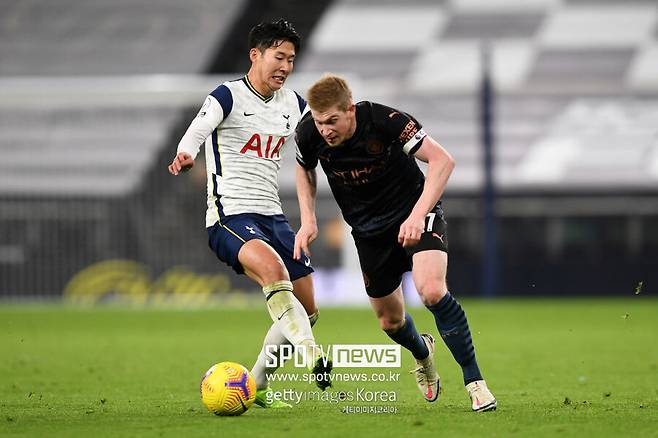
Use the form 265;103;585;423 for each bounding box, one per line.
354;229;410;298
409;203;449;301
207;214;273;275
412;250;448;291
238;239;289;286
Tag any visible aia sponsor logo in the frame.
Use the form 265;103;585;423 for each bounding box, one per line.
240;134;285;159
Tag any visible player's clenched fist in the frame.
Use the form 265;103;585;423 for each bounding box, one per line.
398;215;424;248
168;152;194;175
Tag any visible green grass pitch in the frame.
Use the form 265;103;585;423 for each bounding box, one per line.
1;298;657;437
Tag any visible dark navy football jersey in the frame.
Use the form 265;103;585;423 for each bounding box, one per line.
295;101;428;237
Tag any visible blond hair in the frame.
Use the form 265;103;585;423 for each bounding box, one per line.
306;74;353;112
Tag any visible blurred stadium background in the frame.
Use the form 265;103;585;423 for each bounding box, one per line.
1;0;657;305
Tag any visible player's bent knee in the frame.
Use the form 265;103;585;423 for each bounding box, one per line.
416;281;448;306
380;317;404;333
240;240;290;284
258;259;289;284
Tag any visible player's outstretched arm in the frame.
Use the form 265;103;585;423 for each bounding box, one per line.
169;94;223;176
168;152;194;175
294;163;318;259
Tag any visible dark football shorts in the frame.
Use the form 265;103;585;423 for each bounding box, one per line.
352;202;448;298
207;213;314;281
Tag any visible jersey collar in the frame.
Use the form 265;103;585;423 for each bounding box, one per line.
242;76;274;103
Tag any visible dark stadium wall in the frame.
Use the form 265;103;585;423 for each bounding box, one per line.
205;0;334;74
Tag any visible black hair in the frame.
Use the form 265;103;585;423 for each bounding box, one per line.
248;19;300;53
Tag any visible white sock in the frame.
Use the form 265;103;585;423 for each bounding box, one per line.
263;280;315;346
251;323;288;390
251;311;320;390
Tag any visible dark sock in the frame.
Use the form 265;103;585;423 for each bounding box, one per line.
427;292;483;385
385;313;429;360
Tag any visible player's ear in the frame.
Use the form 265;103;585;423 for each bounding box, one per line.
249;47;261;63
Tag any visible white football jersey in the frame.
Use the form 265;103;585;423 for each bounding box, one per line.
177;76;307;227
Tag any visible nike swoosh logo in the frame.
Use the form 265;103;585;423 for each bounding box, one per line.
277;308;292;321
244;112;255;116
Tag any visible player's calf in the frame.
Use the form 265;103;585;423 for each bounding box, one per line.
426;292;483;384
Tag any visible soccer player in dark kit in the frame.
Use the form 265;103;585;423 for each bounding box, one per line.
293;74;496;412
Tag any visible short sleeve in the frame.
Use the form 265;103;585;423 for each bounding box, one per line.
209;84;233;120
372;103;427;155
294;91;307;116
295;114;319;169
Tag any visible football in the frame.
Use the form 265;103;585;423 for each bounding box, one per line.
199;361;257;416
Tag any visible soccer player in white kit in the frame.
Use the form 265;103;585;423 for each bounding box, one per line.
168;19;331;408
